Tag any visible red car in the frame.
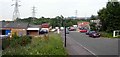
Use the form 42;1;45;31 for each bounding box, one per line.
79;29;87;33
79;28;87;33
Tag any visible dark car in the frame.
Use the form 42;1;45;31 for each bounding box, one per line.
89;31;100;38
86;31;96;35
39;30;48;34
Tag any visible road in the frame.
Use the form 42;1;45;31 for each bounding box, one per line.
64;31;119;56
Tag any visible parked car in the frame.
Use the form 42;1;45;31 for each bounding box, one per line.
86;31;96;35
69;27;76;31
50;29;56;32
79;28;87;33
89;31;100;38
39;30;48;34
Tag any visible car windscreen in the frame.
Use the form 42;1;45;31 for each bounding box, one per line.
79;28;87;30
90;31;96;33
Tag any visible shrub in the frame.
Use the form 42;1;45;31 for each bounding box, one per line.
114;36;120;38
2;38;10;50
20;36;32;46
99;32;113;38
2;35;32;50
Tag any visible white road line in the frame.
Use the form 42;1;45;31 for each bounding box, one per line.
67;35;98;57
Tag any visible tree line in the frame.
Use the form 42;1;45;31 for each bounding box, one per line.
16;15;89;28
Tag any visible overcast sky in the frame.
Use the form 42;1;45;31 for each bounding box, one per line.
0;0;113;20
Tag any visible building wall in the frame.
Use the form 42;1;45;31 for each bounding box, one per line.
2;28;11;35
27;30;39;36
11;29;26;36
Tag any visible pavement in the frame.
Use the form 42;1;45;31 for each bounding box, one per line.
61;31;119;57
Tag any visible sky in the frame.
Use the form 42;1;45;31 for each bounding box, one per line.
0;0;114;21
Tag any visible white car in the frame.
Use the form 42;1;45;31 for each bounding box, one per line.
50;29;56;32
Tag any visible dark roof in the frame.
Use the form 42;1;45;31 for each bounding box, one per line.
0;21;29;29
28;24;41;28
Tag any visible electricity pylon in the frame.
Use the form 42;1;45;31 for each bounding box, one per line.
12;0;21;21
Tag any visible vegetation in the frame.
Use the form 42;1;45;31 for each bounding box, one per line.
2;33;67;56
98;2;120;33
2;34;32;50
89;22;97;31
89;15;98;20
99;32;113;38
16;16;89;28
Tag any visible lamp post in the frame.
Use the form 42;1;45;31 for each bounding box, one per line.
64;18;66;47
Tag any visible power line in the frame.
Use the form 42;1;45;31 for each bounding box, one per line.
12;0;21;21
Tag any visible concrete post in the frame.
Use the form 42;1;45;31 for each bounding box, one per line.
57;29;60;34
113;31;116;37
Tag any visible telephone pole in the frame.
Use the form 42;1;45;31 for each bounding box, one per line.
12;0;21;21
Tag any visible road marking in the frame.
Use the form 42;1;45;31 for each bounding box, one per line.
66;36;98;57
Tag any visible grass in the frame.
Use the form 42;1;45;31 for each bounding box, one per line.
2;33;68;56
99;32;113;38
99;32;120;38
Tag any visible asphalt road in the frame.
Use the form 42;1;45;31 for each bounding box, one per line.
66;31;119;56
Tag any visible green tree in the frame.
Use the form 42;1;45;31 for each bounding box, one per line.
90;23;97;31
98;2;120;32
90;15;97;20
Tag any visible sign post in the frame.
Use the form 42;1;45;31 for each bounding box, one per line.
64;18;66;47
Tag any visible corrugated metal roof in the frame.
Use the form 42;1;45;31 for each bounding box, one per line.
27;28;39;30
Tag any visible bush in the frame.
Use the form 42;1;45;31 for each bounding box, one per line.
2;35;32;50
118;36;120;38
99;32;113;38
114;36;120;38
2;38;10;50
20;36;32;46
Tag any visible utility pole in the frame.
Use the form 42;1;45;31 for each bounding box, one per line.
12;0;21;21
32;6;36;20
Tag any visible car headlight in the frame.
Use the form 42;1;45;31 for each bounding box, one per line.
93;34;96;36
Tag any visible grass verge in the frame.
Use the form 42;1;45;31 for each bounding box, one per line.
99;32;120;38
2;33;68;56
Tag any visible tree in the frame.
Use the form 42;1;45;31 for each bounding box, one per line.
90;15;97;20
90;23;97;31
98;2;120;32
